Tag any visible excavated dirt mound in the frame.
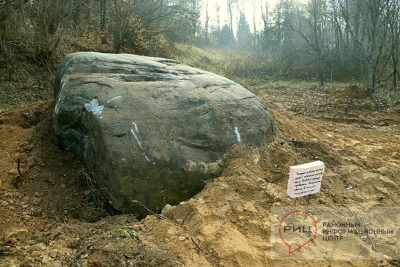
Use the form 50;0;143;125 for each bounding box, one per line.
0;84;399;267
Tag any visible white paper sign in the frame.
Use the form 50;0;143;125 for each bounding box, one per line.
287;161;325;198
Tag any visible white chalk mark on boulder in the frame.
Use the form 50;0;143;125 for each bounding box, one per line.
85;99;104;115
107;95;121;103
132;122;139;132
130;128;144;151
234;126;241;142
131;122;151;162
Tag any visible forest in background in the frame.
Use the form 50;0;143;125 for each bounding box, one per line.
0;0;399;110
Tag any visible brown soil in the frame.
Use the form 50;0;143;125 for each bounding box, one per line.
0;84;399;267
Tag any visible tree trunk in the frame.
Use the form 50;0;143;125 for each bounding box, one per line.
367;57;374;95
392;52;398;91
311;0;323;85
316;53;324;86
100;0;107;44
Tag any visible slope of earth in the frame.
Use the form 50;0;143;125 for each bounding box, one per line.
0;84;399;267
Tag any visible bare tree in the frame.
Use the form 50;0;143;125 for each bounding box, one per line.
111;0;135;53
299;0;329;85
338;0;389;94
386;0;400;90
215;2;220;30
204;0;210;45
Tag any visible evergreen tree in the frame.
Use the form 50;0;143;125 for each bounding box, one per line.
237;12;251;50
218;24;235;48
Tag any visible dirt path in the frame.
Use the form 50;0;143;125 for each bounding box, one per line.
0;84;399;267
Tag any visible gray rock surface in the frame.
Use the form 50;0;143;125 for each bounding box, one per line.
53;52;279;216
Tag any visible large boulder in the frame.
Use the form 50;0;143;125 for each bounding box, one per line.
53;52;279;216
